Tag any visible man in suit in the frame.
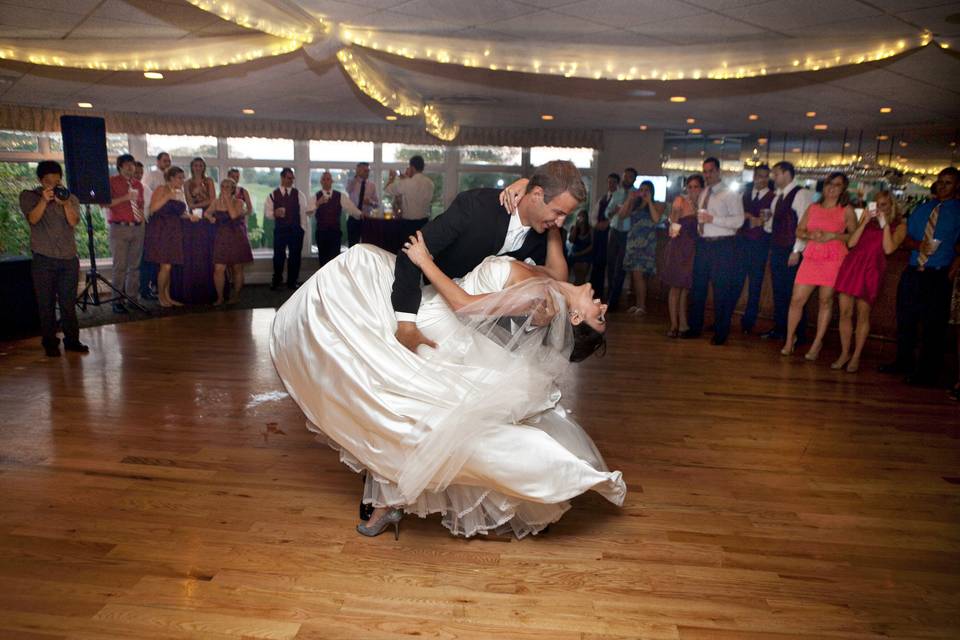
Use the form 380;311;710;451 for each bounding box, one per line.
392;160;586;354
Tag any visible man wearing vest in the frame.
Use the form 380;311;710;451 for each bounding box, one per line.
762;161;812;342
681;157;745;346
265;167;313;290
314;171;363;268
879;167;960;386
736;164;776;335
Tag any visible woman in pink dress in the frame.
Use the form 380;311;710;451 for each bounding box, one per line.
783;172;857;359
831;191;906;372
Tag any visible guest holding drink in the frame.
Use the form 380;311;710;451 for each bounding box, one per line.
782;172;857;359
831;191;906;372
736;164;776;335
622;180;664;315
146;167;188;308
106;153;145;314
265;168;313;290
227;168;254;219
567;209;594;285
174;158;217;304
661;175;702;337
206;178;253;306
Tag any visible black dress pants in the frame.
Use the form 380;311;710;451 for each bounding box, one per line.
31;253;80;348
689;236;739;342
894;266;952;381
273;226;304;287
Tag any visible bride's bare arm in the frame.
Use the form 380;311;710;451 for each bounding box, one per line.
403;232;545;314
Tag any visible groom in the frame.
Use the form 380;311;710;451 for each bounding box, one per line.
392;160;586;353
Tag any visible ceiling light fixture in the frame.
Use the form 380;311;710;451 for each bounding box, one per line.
385;115;398;121
879;106;892;113
814;124;828;130
688;128;702;134
241;108;255;114
541;114;555;121
748;114;759;120
686;117;696;124
877;134;889;141
805;111;816;117
639;124;648;131
757;137;768;145
670;96;686;103
77;102;92;108
791;147;801;152
143;71;164;80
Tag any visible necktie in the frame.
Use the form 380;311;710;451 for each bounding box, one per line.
916;202;941;271
357;179;366;209
698;186;713;236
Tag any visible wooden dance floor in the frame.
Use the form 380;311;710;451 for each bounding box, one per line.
1;308;958;640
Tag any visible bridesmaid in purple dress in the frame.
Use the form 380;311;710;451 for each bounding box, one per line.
173;158;217;304
207;178;253;306
831;191;906;372
660;174;702;337
145;166;187;308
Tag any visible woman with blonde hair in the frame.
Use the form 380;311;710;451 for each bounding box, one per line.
660;174;702;337
207;178;253;305
830;191;907;372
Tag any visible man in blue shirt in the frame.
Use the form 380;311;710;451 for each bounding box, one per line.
880;167;960;386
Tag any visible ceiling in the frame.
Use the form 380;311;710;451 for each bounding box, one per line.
1;0;959;166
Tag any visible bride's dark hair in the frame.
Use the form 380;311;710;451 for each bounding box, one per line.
570;323;606;363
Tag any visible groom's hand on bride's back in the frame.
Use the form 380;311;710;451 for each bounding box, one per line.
396;321;437;354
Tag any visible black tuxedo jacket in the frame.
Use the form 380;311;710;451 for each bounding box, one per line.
392;188;548;315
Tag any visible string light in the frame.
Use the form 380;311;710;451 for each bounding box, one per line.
185;0;323;43
0;34;301;71
423;104;459;141
336;48;422;117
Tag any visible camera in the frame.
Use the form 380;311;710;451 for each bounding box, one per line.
53;185;71;201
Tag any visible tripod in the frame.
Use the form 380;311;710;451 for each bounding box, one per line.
76;204;149;313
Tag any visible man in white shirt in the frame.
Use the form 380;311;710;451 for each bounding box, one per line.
138;152;170;301
385;154;435;240
265;167;314;290
762;161;812;341
681;156;745;345
314;170;362;267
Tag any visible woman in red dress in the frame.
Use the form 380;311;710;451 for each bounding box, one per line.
831;191;906;372
783;172;857;359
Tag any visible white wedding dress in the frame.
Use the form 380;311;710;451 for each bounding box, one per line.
270;244;625;538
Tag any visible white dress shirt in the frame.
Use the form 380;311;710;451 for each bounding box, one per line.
698;182;744;238
497;207;531;255
766;180;811;253
142;168;166;216
265;187;314;232
385;172;434;221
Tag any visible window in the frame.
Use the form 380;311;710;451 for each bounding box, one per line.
0;131;38;152
382;143;445;165
530;146;595;169
146;134;217;159
458;172;520;193
0;161;37;258
310;140;374;163
459;146;521;166
227;137;294;161
51;132;130;157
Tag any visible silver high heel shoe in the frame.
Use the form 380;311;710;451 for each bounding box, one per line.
356;508;403;540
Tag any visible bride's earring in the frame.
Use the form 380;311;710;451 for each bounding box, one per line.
569;310;582;324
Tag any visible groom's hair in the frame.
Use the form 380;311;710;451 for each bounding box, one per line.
527;160;586;205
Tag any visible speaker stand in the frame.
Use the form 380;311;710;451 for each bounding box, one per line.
75;205;149;314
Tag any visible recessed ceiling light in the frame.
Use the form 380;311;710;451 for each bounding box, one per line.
669;96;686;103
844;142;851;147
241;108;255;115
639;124;648;131
748;114;759;121
814;124;828;130
143;71;164;80
385;115;398;121
805;111;816;117
688;128;702;134
899;141;908;147
879;107;892;113
541;114;555;121
877;135;889;141
757;137;768;145
77;102;93;108
712;139;723;144
686;117;696;124
791;147;802;152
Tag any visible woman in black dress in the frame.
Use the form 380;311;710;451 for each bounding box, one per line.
146;167;188;307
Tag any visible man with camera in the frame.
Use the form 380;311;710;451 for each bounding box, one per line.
19;160;89;357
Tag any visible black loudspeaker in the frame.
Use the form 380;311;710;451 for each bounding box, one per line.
60;115;111;205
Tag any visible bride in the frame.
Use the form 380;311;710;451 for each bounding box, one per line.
270;232;626;539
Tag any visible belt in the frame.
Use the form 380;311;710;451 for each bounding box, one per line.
699;235;735;243
908;264;947;273
109;221;142;226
